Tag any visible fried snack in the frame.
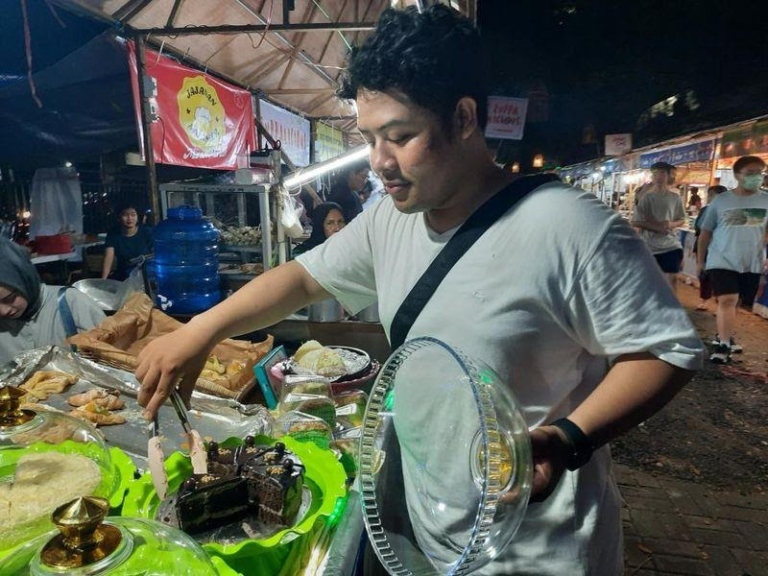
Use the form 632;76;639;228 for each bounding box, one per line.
70;401;126;426
226;360;246;377
20;370;78;401
68;389;124;410
205;355;226;375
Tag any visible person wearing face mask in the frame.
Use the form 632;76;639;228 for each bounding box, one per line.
0;238;105;365
697;155;768;363
292;202;346;256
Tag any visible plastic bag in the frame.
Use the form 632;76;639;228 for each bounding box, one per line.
281;193;305;239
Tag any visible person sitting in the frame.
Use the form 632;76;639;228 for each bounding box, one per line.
0;238;105;364
102;204;154;280
293;203;346;256
326;161;370;223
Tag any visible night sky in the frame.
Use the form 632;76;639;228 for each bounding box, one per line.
478;0;768;166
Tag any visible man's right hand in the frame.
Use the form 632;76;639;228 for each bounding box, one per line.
135;322;216;420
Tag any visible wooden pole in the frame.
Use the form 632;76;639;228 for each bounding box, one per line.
135;36;161;224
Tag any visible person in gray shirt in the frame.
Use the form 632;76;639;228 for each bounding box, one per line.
632;162;687;288
698;155;768;363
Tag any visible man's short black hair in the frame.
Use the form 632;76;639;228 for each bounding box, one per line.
650;161;675;174
338;5;487;130
732;155;766;174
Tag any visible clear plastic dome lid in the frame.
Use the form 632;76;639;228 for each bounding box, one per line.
0;386;116;552
359;338;533;575
0;497;218;575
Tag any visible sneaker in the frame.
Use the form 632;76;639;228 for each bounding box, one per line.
709;343;731;364
711;334;743;353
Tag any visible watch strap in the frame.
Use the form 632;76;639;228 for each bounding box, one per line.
550;417;595;471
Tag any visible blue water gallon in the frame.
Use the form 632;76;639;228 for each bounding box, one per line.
153;206;220;314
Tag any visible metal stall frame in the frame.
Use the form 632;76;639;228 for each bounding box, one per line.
158;181;280;272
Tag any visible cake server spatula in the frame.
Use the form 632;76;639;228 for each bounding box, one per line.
170;389;208;475
147;413;168;500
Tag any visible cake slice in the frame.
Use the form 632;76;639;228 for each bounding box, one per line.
175;473;250;535
240;442;305;526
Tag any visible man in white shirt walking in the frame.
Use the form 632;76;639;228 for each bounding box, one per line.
632;162;688;289
134;6;704;575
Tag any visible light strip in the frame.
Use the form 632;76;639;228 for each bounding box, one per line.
284;145;371;189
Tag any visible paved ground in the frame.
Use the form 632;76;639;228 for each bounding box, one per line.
618;282;768;576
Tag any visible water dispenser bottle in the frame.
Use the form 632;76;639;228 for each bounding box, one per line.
153;206;220;314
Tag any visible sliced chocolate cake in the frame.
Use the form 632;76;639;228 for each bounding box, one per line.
175;474;250;534
240;442;305;526
174;438;305;534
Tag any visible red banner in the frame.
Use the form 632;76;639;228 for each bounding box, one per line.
127;41;255;170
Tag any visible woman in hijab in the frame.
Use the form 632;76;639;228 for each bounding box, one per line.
326;160;369;223
0;238;105;364
293;203;346;256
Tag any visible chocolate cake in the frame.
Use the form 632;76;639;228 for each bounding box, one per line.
174;437;305;534
176;474;250;534
241;443;304;525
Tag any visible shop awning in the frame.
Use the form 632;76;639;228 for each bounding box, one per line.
60;0;476;136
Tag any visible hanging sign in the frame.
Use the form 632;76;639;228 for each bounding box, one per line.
485;96;528;140
258;99;311;167
639;139;715;168
721;121;768;158
605;134;633;156
127;41;256;170
314;122;345;162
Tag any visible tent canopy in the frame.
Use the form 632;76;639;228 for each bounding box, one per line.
64;0;392;134
0;0;475;164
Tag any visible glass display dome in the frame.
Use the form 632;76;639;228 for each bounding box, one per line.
0;386;116;552
359;338;533;575
0;496;218;575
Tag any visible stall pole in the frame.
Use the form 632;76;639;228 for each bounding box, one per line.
260;186;273;272
135;35;161;224
273;150;288;265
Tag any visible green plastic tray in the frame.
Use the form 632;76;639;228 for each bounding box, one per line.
121;436;348;565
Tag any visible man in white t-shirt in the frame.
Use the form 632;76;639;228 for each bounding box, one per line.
135;6;704;575
632;162;688;288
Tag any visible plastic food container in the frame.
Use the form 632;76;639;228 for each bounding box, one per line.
359;337;533;575
0;496;220;575
0;386;134;554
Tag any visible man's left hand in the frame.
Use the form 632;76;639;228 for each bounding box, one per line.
529;425;570;503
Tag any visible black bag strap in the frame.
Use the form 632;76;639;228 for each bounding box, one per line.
389;173;558;350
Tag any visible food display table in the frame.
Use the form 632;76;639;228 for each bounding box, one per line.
0;341;367;575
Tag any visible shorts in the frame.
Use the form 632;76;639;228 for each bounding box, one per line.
653;249;683;274
699;271;713;300
708;269;762;307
